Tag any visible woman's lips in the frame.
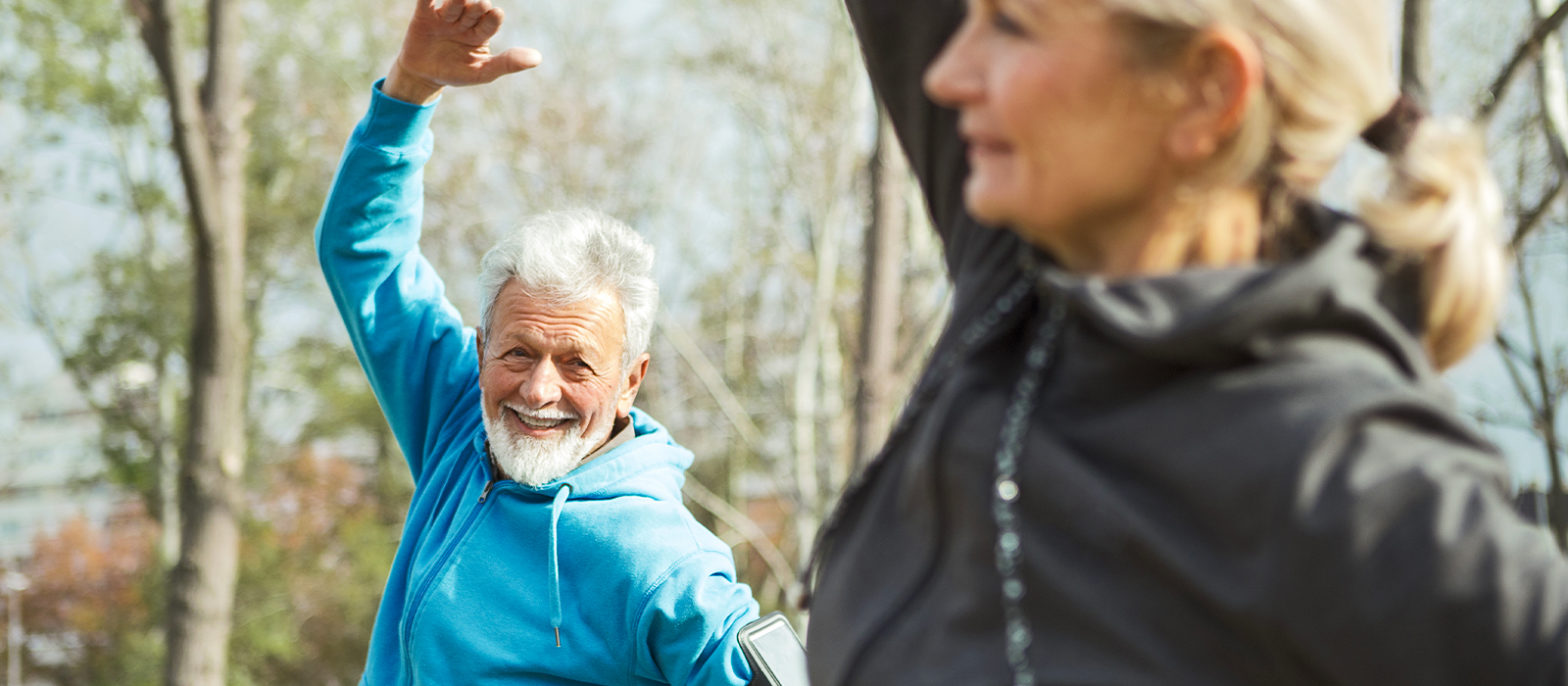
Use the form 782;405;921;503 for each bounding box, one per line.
963;132;1013;159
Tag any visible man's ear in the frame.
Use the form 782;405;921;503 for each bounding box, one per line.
1164;26;1262;164
616;352;651;417
475;328;486;367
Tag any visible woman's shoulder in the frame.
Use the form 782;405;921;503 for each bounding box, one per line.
1204;344;1510;526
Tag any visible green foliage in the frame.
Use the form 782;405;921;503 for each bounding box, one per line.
22;507;164;686
0;0;189;515
241;0;404;302
0;0;154;124
229;452;402;685
17;452;407;685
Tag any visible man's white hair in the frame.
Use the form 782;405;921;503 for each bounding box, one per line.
477;208;658;369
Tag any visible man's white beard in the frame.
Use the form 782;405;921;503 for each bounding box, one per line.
483;403;613;486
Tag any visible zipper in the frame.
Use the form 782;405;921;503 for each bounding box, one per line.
479;455;501;503
400;450;506;672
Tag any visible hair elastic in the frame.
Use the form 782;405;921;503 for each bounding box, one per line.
1360;95;1426;155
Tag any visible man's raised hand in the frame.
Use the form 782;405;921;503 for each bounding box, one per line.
383;0;542;105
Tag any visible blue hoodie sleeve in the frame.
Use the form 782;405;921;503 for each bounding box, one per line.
634;551;760;686
315;81;480;483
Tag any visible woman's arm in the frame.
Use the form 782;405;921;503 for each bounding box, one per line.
1274;406;1568;684
844;0;1020;282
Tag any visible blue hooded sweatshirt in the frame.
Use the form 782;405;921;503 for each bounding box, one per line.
316;82;759;686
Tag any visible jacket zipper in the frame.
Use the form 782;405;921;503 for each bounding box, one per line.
400;456;504;672
479;468;500;503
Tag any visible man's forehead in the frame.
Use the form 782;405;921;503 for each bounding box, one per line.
490;284;625;352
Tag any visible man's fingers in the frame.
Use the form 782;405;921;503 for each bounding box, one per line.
479;45;542;81
474;6;504;38
438;0;466;22
458;0;491;29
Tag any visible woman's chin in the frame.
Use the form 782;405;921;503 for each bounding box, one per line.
962;184;1014;229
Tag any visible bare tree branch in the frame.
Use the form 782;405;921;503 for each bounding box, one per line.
681;475;798;606
1477;0;1568;122
1473;406;1541;434
1498;331;1546;417
1510;177;1565;251
1510;252;1568;547
658;319;766;451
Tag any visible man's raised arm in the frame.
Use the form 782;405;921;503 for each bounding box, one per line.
314;0;538;481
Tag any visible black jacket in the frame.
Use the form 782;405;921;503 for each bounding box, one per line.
805;1;1568;684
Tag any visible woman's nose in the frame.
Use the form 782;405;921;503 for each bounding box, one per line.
924;17;984;107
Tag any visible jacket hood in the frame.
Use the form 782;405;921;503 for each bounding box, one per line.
1036;204;1434;382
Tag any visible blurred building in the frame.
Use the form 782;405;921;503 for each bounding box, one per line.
0;375;118;561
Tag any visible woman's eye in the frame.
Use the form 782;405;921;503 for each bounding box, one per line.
991;9;1027;36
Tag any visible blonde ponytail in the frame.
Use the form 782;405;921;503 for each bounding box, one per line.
1102;0;1506;369
1357;116;1506;369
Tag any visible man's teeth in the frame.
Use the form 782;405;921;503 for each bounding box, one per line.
509;408;572;429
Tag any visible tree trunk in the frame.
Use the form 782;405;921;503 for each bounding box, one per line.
136;0;250;683
157;362;181;568
793;212;843;567
852;111;906;472
1400;0;1432;102
1533;0;1568;173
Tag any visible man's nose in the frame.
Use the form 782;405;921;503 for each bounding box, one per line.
520;361;564;407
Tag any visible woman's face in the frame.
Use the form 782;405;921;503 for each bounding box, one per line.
924;0;1182;254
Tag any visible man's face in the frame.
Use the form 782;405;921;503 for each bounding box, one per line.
477;280;647;485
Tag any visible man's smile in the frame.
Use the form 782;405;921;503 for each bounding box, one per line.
506;406;577;437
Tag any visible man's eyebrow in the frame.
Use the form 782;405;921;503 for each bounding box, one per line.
494;331;605;360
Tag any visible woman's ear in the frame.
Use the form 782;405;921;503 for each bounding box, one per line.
1164;26;1263;164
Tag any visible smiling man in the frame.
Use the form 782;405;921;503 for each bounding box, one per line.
314;1;758;684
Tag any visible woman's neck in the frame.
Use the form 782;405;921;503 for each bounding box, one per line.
1047;186;1264;280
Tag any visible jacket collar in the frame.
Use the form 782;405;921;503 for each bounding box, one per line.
1031;204;1433;380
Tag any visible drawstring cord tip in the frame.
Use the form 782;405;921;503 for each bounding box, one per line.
554;627;561;648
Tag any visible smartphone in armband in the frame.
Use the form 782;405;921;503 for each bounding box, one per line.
737;612;809;686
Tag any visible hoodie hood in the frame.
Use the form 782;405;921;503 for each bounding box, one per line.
1036;204;1434;382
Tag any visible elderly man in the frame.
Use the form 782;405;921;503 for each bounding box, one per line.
314;1;759;683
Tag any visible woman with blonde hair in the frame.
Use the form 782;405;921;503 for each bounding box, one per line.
804;0;1568;683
